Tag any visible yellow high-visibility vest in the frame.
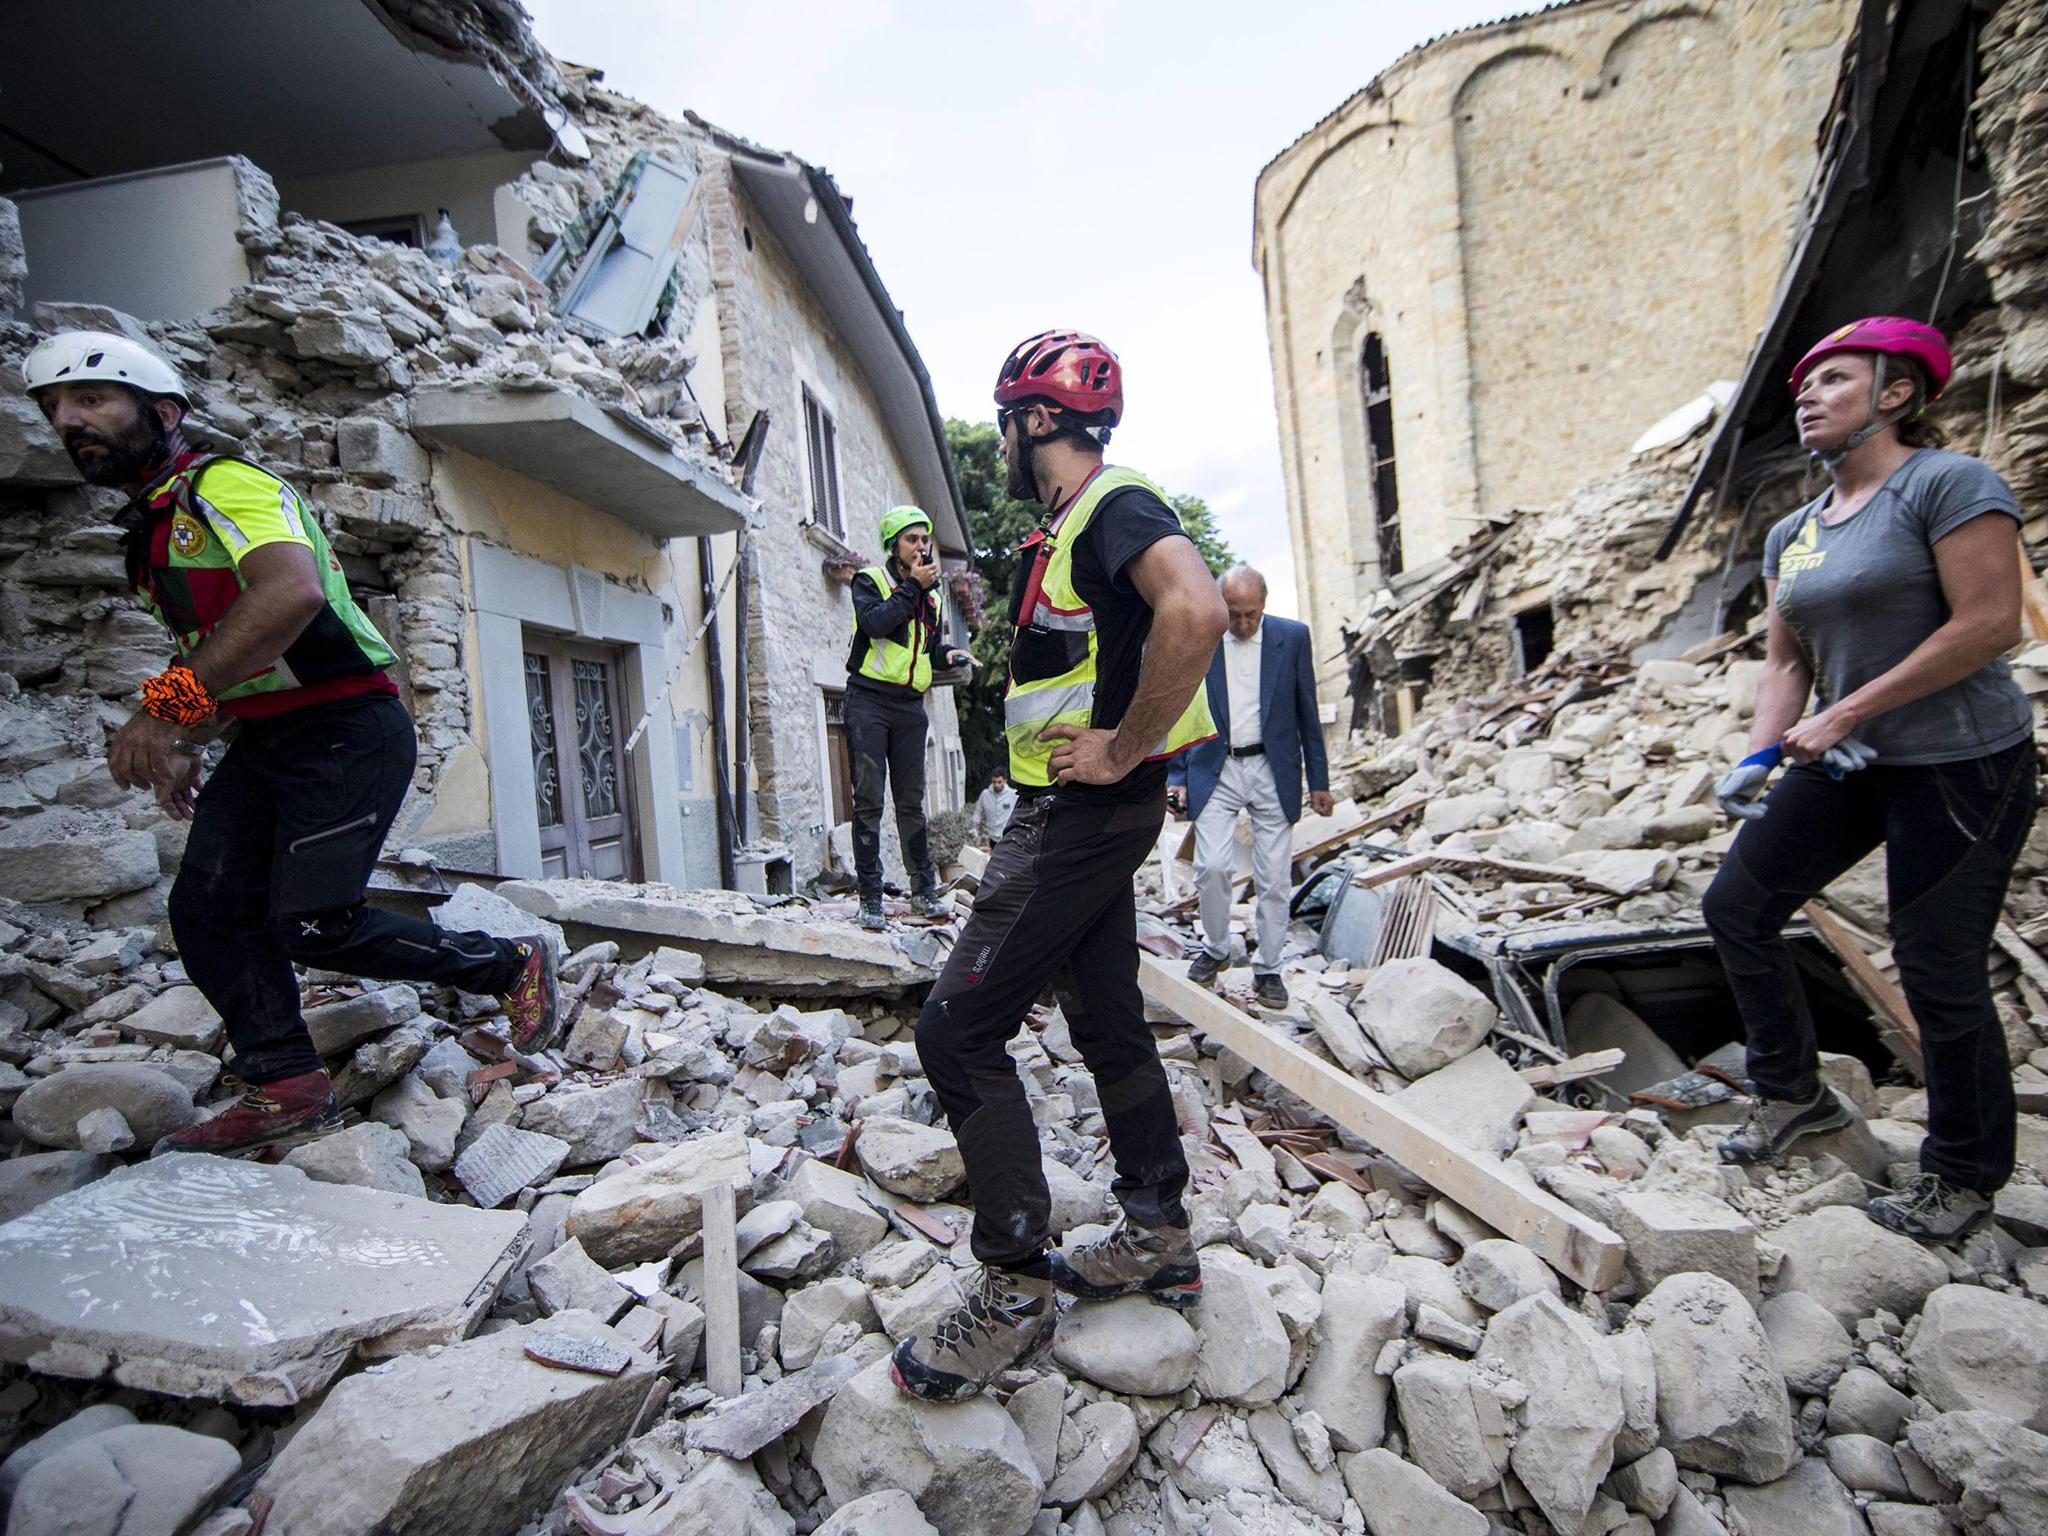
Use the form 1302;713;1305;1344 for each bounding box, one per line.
1004;467;1216;787
853;565;933;693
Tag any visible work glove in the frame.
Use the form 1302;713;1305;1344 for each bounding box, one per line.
1716;747;1779;822
1819;736;1878;776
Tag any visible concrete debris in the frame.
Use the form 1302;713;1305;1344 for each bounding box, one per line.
0;1155;527;1404
256;1312;660;1536
1630;1272;1796;1483
566;1129;752;1265
453;1122;571;1209
1050;1296;1200;1398
812;1358;1043;1536
1479;1292;1623;1533
282;1120;428;1196
5;1422;241;1536
1904;1283;2048;1430
851;1115;964;1201
12;1063;196;1150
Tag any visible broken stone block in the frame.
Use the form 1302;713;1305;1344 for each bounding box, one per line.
566;1127;751;1265
7;1423;240;1536
0;810;158;904
304;984;420;1056
526;1237;631;1323
335;415;429;485
1720;1456;1867;1536
1046;1399;1140;1506
562;1007;628;1070
855;1115;965;1201
1191;1246;1291;1406
432;882;564;957
452;1122;570;1209
1771;1205;1949;1328
1630;1272;1796;1483
687;1353;861;1459
0;1149;117;1224
256;1312;659;1536
1480;1292;1623;1534
12;1063;196;1150
371;1071;466;1171
0;1402;138;1503
283;1121;426;1197
1824;1433;1911;1499
331;1021;432;1106
1391;1353;1510;1499
1337;1447;1488;1536
780;1276;878;1370
73;1107;134;1154
0;1154;528;1405
289;306;395;365
1353;958;1499;1078
118;985;223;1052
1453;1237;1560;1314
1758;1291;1854;1396
812;1356;1043;1536
517;1077;643;1165
815;1490;937;1536
1296;1272;1406;1452
1050;1295;1199;1397
1608;1445;1678;1518
746;1220;836;1283
1246;1403;1346;1518
1609;1188;1759;1300
1905;1283;2048;1430
1905;1410;2048;1536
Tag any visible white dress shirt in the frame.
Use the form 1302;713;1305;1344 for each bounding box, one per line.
1223;621;1263;748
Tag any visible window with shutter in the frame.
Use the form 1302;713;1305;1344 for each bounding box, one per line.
802;385;843;537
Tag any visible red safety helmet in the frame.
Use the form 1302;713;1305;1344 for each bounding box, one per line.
1789;316;1954;400
993;330;1123;426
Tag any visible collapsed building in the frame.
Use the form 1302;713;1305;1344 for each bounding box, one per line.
0;0;975;902
0;3;2046;1536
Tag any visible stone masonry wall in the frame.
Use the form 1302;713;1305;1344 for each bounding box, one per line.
1254;0;1854;698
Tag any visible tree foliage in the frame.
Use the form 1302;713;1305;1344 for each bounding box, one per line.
946;419;1234;790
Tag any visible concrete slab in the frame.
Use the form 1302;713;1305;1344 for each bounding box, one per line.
0;1153;529;1406
497;879;940;996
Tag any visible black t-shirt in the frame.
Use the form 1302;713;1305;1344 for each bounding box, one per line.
1019;482;1190;804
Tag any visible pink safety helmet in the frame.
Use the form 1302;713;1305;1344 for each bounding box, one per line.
1789;316;1953;400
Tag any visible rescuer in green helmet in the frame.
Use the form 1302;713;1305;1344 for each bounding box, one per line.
845;505;972;930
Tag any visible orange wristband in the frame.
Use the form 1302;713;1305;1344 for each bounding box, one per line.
141;664;216;727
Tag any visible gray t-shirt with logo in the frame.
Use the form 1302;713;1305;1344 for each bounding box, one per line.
1762;448;2031;766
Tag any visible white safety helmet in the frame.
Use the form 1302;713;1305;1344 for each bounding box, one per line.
21;330;189;407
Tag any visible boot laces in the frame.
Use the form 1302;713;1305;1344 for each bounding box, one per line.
933;1268;1034;1353
1896;1171;1960;1218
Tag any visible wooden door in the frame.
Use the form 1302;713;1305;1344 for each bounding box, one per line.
522;634;639;881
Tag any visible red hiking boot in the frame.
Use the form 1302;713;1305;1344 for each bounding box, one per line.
499;939;562;1054
152;1070;341;1158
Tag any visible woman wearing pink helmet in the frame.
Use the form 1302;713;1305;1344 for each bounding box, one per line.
1701;316;2035;1241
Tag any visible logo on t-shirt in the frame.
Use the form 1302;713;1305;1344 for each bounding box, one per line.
1777;516;1826;585
169;512;209;559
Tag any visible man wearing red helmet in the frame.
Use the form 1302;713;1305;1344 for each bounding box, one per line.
1704;316;2035;1242
891;332;1227;1401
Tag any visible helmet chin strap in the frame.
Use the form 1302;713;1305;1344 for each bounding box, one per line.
1815;355;1920;469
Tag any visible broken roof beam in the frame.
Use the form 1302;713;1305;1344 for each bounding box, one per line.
1137;954;1626;1291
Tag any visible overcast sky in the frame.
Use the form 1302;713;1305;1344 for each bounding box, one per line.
526;0;1517;621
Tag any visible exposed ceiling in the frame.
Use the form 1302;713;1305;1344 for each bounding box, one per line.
0;0;548;194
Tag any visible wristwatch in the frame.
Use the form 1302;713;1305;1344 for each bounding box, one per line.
172;739;204;756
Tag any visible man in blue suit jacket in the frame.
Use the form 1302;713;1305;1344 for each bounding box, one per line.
1168;566;1332;1006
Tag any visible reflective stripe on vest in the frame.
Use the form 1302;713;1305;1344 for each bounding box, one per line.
1004;467;1217;787
854;565;932;693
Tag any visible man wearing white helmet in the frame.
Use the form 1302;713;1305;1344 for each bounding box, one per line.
23;331;562;1157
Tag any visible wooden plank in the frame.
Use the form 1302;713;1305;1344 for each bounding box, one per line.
1517;1048;1626;1090
1802;900;1924;1080
1138;955;1626;1290
699;1180;743;1400
1352;854;1440;891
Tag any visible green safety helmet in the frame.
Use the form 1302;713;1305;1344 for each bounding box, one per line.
879;505;933;554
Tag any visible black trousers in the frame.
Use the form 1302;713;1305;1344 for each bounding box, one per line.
169;694;524;1084
846;683;936;905
916;788;1188;1267
1702;740;2035;1192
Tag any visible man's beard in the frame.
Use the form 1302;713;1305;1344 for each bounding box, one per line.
66;406;169;488
1005;439;1037;502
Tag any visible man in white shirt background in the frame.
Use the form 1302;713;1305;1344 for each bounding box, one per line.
970;769;1017;844
1168;566;1333;1007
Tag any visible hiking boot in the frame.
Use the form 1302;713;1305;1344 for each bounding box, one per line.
858;900;888;932
152;1070;341;1158
890;1264;1058;1403
1048;1212;1203;1308
1867;1171;1993;1243
1186;951;1223;986
1253;972;1289;1009
911;890;952;919
1717;1085;1854;1165
499;939;561;1054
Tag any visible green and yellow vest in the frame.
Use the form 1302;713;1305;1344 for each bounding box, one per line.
851;565;934;694
1004;467;1216;787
